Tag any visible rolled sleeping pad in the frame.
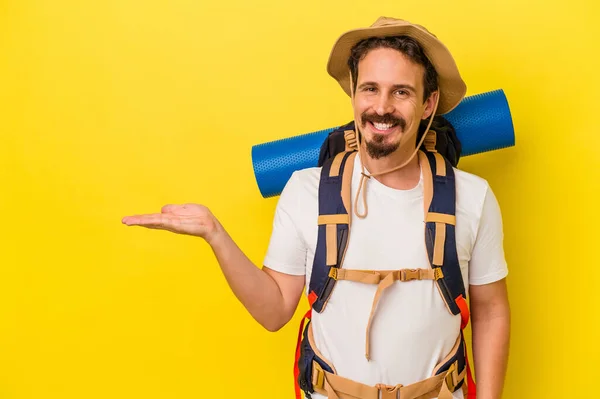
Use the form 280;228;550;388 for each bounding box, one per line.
251;89;515;198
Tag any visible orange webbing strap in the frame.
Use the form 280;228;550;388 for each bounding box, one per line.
319;151;355;269
330;268;438;284
329;267;441;360
426;213;456;225
427;152;452;267
344;130;358;152
330;151;345;177
294;292;319;399
456;294;477;398
419;151;455;306
419;151;434;217
425;210;455;268
433;152;447;177
318;214;350;266
318;215;351;224
341;152;356;221
311;360;454;399
423;130;437;153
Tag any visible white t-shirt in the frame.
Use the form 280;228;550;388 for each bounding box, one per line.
263;153;508;399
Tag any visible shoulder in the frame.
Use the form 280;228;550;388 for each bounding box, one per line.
453;167;490;195
263;167;323;276
273;166;322;224
452;166;505;253
281;166;321;200
452;167;505;243
451;168;508;284
453;167;493;217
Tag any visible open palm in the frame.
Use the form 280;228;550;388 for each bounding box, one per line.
122;203;220;241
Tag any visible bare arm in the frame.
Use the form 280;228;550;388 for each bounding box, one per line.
469;278;511;399
122;203;305;332
208;227;305;331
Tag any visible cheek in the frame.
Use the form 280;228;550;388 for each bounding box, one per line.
354;97;371;113
400;97;419;112
397;99;422;121
353;101;371;121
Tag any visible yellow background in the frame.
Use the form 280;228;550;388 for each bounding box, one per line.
1;0;599;398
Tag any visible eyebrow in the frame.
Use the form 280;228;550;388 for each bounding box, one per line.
358;82;417;93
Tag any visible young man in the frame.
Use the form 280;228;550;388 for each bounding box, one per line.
123;17;510;399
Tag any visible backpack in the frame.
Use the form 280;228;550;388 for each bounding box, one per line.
293;120;477;399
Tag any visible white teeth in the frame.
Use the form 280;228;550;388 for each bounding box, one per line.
373;122;394;130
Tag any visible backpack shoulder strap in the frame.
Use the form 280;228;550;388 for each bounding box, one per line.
418;148;470;328
307;149;356;313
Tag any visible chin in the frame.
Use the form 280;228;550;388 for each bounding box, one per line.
367;131;403;147
365;136;402;159
366;141;400;159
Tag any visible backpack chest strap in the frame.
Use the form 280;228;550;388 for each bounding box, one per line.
328;267;443;360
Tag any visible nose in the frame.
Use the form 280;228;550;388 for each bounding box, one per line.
374;93;394;115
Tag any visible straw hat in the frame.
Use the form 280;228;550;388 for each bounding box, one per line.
327;16;467;115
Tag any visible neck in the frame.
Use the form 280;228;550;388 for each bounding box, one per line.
361;144;421;190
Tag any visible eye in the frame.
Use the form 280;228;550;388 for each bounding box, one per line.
394;89;409;96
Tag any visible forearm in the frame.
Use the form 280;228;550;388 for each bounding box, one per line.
208;228;288;331
471;302;510;399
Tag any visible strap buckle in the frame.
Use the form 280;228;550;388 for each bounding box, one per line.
423;130;437;152
444;361;466;392
312;363;325;390
445;362;457;391
376;383;403;399
400;269;421;281
328;267;338;280
344;130;358;151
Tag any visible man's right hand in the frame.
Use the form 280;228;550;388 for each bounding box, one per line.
122;202;305;331
122;203;223;244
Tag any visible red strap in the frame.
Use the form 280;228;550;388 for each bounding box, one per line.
455;294;470;330
294;308;311;399
464;335;477;399
308;290;318;307
294;291;317;399
455;296;475;397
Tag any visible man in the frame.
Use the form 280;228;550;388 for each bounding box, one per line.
122;17;510;399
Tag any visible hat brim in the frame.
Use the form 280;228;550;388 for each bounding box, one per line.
327;23;467;115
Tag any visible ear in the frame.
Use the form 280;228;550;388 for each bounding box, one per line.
422;90;439;120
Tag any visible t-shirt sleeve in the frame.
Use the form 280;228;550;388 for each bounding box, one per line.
262;172;308;276
468;184;509;285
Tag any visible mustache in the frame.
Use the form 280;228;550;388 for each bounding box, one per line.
360;112;406;131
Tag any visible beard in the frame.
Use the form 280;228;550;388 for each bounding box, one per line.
360;111;407;159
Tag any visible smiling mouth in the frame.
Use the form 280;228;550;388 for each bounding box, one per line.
368;121;399;133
